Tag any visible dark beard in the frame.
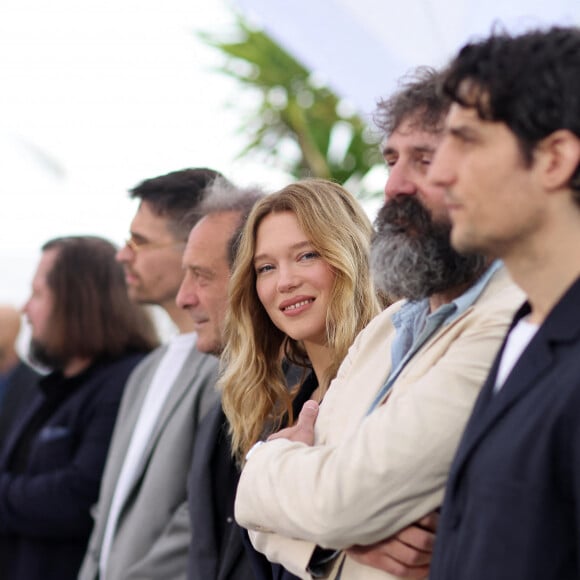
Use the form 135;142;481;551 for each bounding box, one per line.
371;196;487;301
28;339;65;372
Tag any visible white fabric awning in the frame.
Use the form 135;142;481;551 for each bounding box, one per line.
234;0;580;117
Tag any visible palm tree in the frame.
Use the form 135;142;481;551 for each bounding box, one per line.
200;18;383;197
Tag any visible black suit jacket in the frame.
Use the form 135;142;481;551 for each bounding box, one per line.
187;401;255;580
187;367;313;580
0;352;144;580
0;361;40;445
431;277;580;580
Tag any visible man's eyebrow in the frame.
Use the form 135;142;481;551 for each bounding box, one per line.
184;264;214;277
129;231;149;243
446;124;479;139
411;145;437;154
382;145;436;156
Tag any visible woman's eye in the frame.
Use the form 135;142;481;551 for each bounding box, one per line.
300;251;319;261
256;264;274;274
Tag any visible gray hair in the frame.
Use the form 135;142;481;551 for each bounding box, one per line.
374;66;450;137
188;176;267;268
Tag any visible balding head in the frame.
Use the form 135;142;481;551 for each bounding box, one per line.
0;305;22;372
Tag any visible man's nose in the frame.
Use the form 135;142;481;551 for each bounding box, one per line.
116;244;132;263
176;277;199;310
384;163;417;200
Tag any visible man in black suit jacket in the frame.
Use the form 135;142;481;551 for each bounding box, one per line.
0;305;40;444
0;236;157;580
177;180;265;580
427;26;580;579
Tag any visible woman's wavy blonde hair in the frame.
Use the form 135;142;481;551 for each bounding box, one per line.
219;179;381;462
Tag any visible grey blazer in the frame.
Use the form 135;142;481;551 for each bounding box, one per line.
78;343;219;580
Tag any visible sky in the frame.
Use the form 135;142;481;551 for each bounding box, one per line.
1;0;296;310
236;0;580;117
3;0;578;328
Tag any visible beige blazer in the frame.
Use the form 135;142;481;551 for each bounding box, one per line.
78;343;219;580
235;266;524;579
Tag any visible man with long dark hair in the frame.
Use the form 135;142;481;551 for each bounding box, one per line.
0;235;157;580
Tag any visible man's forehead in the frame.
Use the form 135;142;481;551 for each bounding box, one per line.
190;212;238;241
444;103;485;130
394;110;444;134
132;201;173;236
444;105;521;155
37;248;58;275
383;121;442;153
30;250;57;294
185;213;237;267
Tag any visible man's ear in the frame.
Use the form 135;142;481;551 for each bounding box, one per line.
535;130;580;192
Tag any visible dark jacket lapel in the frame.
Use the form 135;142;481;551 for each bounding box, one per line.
450;276;580;485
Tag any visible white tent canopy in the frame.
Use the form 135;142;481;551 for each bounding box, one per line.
234;0;580;118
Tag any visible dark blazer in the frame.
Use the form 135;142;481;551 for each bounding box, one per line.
186;368;313;580
0;361;40;445
431;277;580;580
187;401;255;580
0;352;144;580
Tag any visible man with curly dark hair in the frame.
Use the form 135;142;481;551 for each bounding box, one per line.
0;236;157;580
429;26;580;579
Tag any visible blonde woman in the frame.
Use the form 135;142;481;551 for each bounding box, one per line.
220;179;381;579
221;178;381;466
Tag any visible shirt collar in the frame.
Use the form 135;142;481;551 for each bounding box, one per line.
446;260;503;325
392;259;502;331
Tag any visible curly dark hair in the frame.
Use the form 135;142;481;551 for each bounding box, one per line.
442;26;580;196
374;66;450;137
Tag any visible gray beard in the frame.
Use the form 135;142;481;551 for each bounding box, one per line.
371;196;487;301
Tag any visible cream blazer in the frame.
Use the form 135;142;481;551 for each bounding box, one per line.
235;266;525;579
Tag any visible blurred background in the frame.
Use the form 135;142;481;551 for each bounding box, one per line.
2;0;578;337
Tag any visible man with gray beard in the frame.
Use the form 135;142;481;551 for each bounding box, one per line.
372;195;486;303
234;67;525;580
371;66;487;305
